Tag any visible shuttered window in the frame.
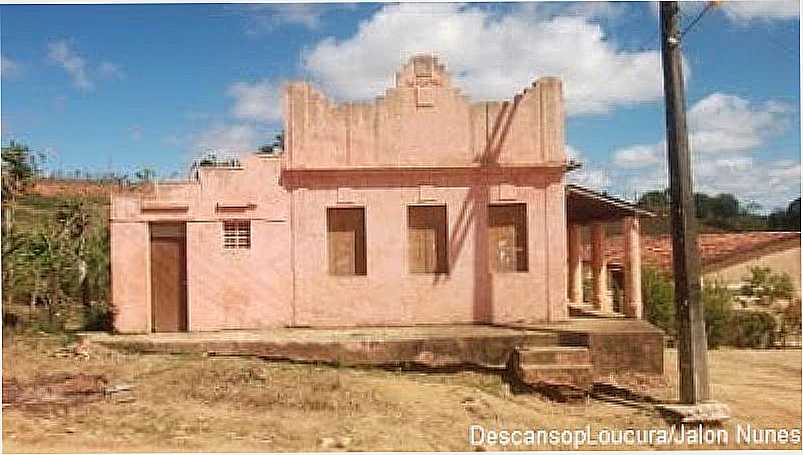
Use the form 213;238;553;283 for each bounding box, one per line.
408;205;448;274
488;204;528;272
327;208;367;275
223;220;251;249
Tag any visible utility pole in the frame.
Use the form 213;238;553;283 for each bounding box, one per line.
659;1;710;405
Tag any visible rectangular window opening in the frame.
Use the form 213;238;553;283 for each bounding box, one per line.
327;207;367;276
488;204;528;272
408;205;448;274
223;220;251;249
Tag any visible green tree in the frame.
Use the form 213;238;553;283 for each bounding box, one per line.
710;193;740;219
637;190;669;214
134;166;156;183
694;193;712;219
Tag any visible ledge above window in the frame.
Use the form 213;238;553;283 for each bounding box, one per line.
216;202;257;212
140;200;189;212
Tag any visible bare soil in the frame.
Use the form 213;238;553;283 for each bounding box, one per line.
2;335;801;452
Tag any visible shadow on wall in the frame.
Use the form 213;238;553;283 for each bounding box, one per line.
435;99;522;323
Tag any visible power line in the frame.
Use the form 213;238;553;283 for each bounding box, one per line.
680;1;717;39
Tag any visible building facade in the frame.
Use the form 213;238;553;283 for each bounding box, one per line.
110;55;646;333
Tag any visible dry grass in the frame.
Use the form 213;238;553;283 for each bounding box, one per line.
2;335;801;452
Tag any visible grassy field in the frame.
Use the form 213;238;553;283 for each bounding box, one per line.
2;335;801;452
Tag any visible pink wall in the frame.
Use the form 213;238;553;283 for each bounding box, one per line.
284;56;564;170
110;222;150;333
109;55;569;333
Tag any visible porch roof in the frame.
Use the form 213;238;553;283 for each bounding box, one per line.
566;184;655;224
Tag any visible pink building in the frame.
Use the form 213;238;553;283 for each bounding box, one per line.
110;55;648;333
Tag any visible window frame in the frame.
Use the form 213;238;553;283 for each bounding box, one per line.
326;206;368;276
222;219;251;250
488;203;529;273
406;204;449;275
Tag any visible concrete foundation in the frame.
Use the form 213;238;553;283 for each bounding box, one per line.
81;319;665;375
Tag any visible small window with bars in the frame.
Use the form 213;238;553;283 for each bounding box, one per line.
223;220;251;249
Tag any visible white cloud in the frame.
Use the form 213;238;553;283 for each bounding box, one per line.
268;4;326;29
613;93;793;169
46;39;124;90
607;92;799;209
720;0;799;21
128;126;143;142
693;157;801;210
688;93;792;154
613;143;664;169
227;79;283;123
566;144;612;190
99;61;125;80
1;55;22;80
47;40;93;90
192;123;261;156
235;3;335;34
302;3;663;115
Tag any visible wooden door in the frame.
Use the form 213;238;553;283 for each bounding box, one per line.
150;223;187;332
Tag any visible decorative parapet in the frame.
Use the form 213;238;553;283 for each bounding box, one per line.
284;54;566;170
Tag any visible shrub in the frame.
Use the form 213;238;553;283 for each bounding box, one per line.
82;302;113;332
643;268;735;348
729;311;777;348
642;266;675;339
741;266;794;307
702;281;733;349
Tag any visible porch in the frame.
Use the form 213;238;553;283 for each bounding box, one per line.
565;184;655;319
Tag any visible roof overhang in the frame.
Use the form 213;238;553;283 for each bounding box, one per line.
567;184;655;224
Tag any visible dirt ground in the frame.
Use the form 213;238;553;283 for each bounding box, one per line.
2;334;801;452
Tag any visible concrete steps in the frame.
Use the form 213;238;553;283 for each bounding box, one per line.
567;302;626;319
516;346;591;365
510;345;594;400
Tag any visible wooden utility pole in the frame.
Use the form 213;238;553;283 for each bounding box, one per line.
659;1;710;404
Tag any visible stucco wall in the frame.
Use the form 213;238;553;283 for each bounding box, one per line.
110;156;295;333
185;220;293;330
289;169;566;327
109;55;569;332
110;222;150;333
705;245;802;297
284;56;565;170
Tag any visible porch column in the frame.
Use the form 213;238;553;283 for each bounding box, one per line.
591;221;610;312
623;216;643;318
567;223;584;304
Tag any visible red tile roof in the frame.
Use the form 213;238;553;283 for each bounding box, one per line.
586;231;800;272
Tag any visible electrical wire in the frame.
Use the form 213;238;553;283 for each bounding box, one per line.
680;1;717;39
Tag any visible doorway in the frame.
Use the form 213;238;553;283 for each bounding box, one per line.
150;222;187;332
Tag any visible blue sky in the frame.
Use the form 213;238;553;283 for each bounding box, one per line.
1;1;800;210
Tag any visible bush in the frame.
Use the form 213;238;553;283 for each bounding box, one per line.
642;267;675;339
729;311;777;348
741;266;794;307
82;302;113;331
702;282;733;349
643;268;735;349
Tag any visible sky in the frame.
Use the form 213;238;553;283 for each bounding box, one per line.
1;1;800;211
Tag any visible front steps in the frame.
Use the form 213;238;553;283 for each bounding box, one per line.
510;345;593;400
567;302;626;319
